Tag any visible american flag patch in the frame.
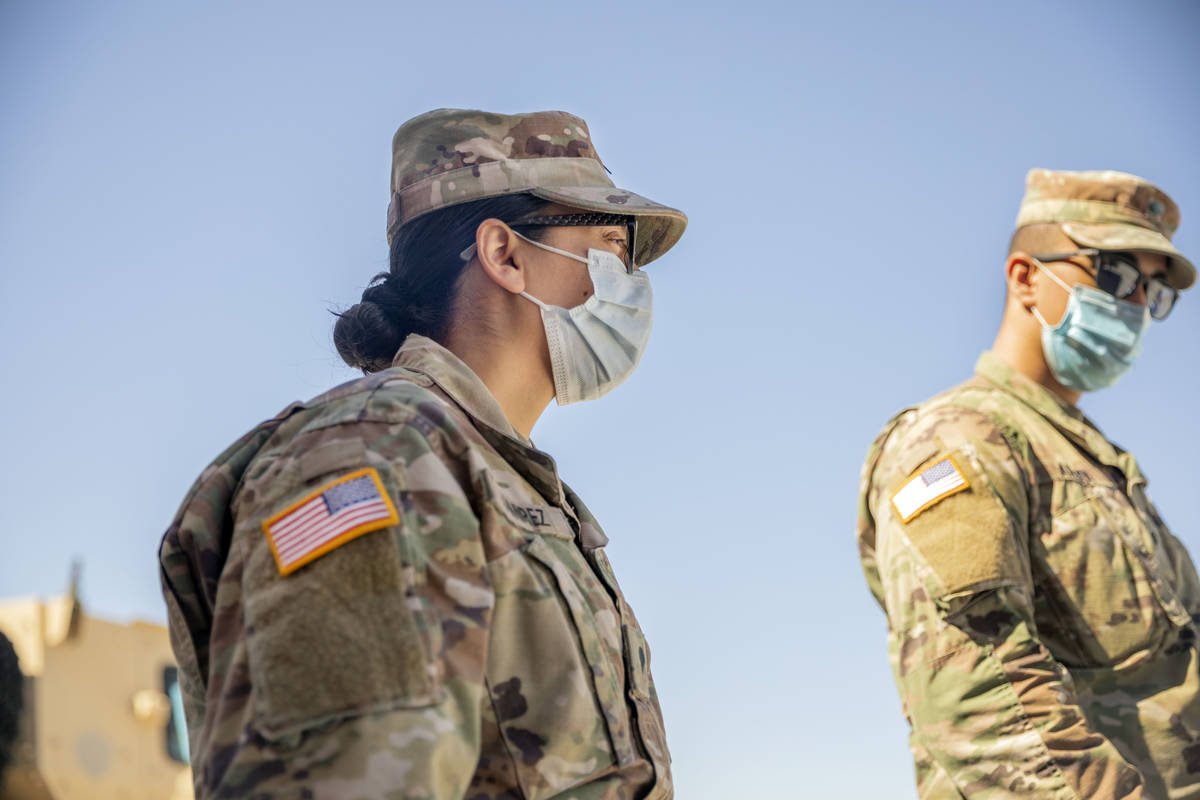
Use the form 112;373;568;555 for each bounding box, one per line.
890;456;970;523
263;467;398;576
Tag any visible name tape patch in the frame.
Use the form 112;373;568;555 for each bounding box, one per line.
505;500;548;528
263;467;398;576
890;456;970;523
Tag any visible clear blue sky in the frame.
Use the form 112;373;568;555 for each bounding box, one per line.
3;1;1198;796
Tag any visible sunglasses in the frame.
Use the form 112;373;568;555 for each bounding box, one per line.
1032;249;1179;320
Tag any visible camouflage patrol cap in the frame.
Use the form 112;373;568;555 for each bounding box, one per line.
1015;168;1194;290
386;108;687;266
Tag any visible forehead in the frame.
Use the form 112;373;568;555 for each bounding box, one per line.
1128;250;1169;277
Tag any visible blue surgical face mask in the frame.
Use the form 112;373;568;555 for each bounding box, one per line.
1031;259;1150;392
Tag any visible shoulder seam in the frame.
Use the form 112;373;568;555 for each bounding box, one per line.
919;402;1035;512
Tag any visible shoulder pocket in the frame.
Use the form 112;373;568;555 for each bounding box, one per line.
239;460;442;742
895;450;1025;602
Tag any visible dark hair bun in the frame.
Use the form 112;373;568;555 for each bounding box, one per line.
333;276;408;373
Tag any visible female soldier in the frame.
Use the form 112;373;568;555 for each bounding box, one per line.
159;108;687;799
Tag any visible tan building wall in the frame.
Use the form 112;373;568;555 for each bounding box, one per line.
0;596;192;800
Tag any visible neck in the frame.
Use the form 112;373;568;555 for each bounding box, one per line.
443;327;555;440
992;313;1081;406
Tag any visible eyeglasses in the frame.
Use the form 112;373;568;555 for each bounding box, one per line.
510;213;638;273
1032;249;1179;320
458;213;639;272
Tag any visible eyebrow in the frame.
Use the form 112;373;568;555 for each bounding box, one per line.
1136;253;1169;280
1142;262;1169;281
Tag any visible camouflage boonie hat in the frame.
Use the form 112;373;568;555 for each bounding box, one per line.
386;108;688;266
1015;168;1194;290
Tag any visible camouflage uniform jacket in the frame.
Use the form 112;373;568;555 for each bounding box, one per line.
159;335;671;800
858;352;1200;799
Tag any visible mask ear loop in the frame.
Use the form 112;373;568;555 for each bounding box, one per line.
509;229;589;264
459;228;591;266
1029;256;1073;329
520;290;549;309
1030;257;1075;293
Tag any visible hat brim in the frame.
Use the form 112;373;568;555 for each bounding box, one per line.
1063;222;1196;290
529;185;687;267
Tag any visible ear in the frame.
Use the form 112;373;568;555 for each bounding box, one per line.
473;219;527;295
1005;251;1039;310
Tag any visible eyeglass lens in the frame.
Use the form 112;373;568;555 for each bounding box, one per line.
1096;254;1177;320
511;218;637;274
1145;280;1177;319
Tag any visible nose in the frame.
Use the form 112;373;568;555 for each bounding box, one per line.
1127;279;1148;307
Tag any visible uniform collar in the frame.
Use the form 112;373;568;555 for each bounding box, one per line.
391;335;584;513
392;334;530;446
974;351;1085;426
974;351;1143;487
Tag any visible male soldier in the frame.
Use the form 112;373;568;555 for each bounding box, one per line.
858;169;1200;798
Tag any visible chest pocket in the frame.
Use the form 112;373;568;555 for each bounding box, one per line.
480;473;638;799
1037;471;1191;667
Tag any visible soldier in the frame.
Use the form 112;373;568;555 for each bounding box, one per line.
858;169;1200;798
159;108;685;799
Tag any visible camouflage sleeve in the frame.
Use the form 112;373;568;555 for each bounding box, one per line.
871;406;1145;799
201;420;492;799
1145;500;1200;619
